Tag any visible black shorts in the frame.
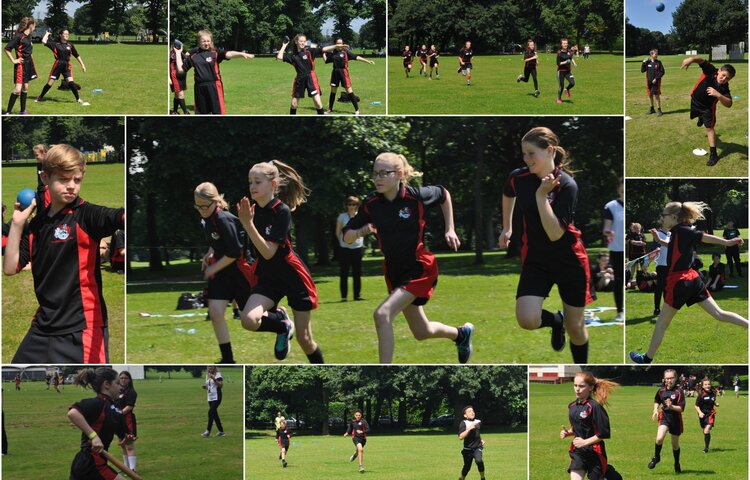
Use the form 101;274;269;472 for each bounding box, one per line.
206;263;253;307
568;448;606;480
194;81;225;114
690;98;716;128
384;254;438;306
352;436;366;447
278;439;290;450
517;252;593;308
430;58;439;67
699;410;716;428
330;68;352;89
70;448;118;480
49;61;72;80
462;63;473;71
254;258;318;311
170;74;187;93
403;61;412;68
659;411;684;435
292;73;320;98
12;326;110;364
647;79;661;96
14;60;38;83
665;274;710;310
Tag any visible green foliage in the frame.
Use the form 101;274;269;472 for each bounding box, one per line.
2;117;125;159
2;0;40;29
672;0;748;55
45;0;73;33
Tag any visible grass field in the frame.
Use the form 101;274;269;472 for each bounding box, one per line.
1;162;125;363
2;43;164;114
126;249;623;364
388;53;624;114
625;54;748;177
626;249;748;364
246;428;527;479
174;56;386;115
530;382;748;479
1;369;244;480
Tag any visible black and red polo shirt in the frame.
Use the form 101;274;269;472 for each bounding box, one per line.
691;62;731;109
524;48;538;68
695;388;717;415
346;418;370;442
284;47;323;77
4;33;33;63
44;39;79;66
183;48;227;84
402;49;414;64
204;206;254;281
666;223;703;279
70;393;126;451
328;48;355;69
459;47;474;64
567;398;609;466
557;49;574;72
655;386;685;423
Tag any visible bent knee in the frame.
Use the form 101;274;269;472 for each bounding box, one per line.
516;311;540;330
373;309;392;328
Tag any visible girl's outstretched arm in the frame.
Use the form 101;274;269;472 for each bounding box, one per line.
702;233;743;248
276;42;288;61
226;51;254;60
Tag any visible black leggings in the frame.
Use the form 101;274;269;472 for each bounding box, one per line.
207;395;223;432
726;247;742;275
522;67;538;90
609;251;624;313
557;71;575;98
340;247;363;299
461;448;484;476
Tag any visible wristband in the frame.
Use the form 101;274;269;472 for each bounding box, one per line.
88;431;98;440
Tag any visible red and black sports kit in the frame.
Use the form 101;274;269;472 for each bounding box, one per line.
567;398;611;479
5;33;38;83
641;58;664;96
203;207;255;306
402;49;413;67
169;50;188;93
428;49;440;67
327;48;355;89
250;197;318;311
521;48;538;88
284;47;323;98
418;48;428;65
68;394;127;480
12;197;124;364
45;39;79;80
346;418;369;446
182;48;228;114
690;62;731;128
115;386;137;437
343;184;445;306
655;386;685;435
503;167;592;307
626;231;646;261
276;427;291;450
664;223;710;309
556;48;575;96
459;48;473;70
695;388;717;428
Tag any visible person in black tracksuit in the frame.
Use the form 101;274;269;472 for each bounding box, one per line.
174;30;255;114
402;45;413;77
115;371;138;473
237;160;324;363
324;38;374;114
500;127;593;363
169;45;189;114
516;39;539;96
4;17;38;114
344;410;369;473
4;144;124;364
556;38;576;103
36;29;87;105
561;372;620;480
641;48;664;115
194;182;291;364
276;419;291;467
458;405;485;480
722;220;742;277
695;378;719;453
647;369;685;473
68;368;135;480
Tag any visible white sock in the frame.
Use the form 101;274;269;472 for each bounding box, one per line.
128;456;137;470
122;455;129;468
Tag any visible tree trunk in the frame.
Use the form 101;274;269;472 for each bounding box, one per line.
146;192;163;271
473;139;485;264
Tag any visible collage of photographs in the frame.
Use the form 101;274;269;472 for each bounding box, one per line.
0;0;748;479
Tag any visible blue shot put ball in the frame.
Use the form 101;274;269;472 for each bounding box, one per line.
17;188;35;209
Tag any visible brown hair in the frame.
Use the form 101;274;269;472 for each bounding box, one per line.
194;182;229;209
663;201;709;224
42;144;86;176
16;17;35;35
521;127;573;174
249;160;310;211
375;152;423;184
575;372;619;407
74;367;118;393
345;196;360;208
291;34;307;54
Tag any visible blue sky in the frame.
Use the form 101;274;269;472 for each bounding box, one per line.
627;0;680;33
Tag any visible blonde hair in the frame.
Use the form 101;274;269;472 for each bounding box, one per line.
521;127;573;173
197;30;214;49
194;182;228;209
575;372;619;407
42;144;86;176
249;160;309;211
630;222;642;231
664;201;709;224
375;152;423;184
32;144;48;157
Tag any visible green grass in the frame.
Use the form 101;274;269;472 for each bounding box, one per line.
530;382;748;479
246;429;527;479
176;56;386;115
1;163;125;362
126;250;623;364
2;44;164;114
1;370;244;480
626;251;748;364
625;54;748;177
388;53;624;114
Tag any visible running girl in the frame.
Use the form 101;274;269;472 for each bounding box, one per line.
344;409;369;473
115;371;137;473
428;45;440;79
173;30;255;114
458;41;473;86
169;42;189;114
458;405;486;480
418;44;428;76
556;38;576;104
202;365;225;437
516;39;539;97
194;182;291;364
560;372;620;480
68;367;136;480
402;45;413;77
277;34;344;115
695;377;719;453
276;419;291;467
237;160;324;363
35;29;88;105
500;127;593;363
630;202;748;364
646;368;684;473
342;152;474;364
324;38;374;115
4;17;38;114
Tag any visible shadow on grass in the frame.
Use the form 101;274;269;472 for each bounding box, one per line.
658;108;691;116
625;313;656;327
719;140;749;160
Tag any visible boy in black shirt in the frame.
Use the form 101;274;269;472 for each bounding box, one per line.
458;405;485;480
344;410;369;473
641;48;664;115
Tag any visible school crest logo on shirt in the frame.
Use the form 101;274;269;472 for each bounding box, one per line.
206;57;213;62
579;410;588;419
398;207;412;219
302;54;308;60
66;45;71;51
670;394;676;400
54;224;71;241
265;226;272;236
211;232;220;240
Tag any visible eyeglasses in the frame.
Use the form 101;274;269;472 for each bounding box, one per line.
370;170;398;179
194;202;214;211
660;212;673;218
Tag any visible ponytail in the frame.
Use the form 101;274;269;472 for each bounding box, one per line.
73;367;118;393
575;372;619;407
664;201;709;224
521;126;574;175
249;160;310;211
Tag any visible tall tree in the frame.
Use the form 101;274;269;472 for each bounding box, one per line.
672;0;748;60
3;0;41;29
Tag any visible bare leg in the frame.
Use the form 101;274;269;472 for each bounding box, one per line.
239;294;275;331
515;296;545;329
291;309;317;355
698;296;748;327
208;299;231;344
373;288;420;363
646;304;679;359
402;304;458;341
656;424;669;445
706;127;716;148
562;303;587;345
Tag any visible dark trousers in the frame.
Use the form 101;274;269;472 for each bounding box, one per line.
609;251;624;312
339;247;363;299
726;247;742;276
207;396;223;432
461;447;484;476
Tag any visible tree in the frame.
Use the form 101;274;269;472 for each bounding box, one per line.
673;0;748;60
45;0;72;34
3;0;40;29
